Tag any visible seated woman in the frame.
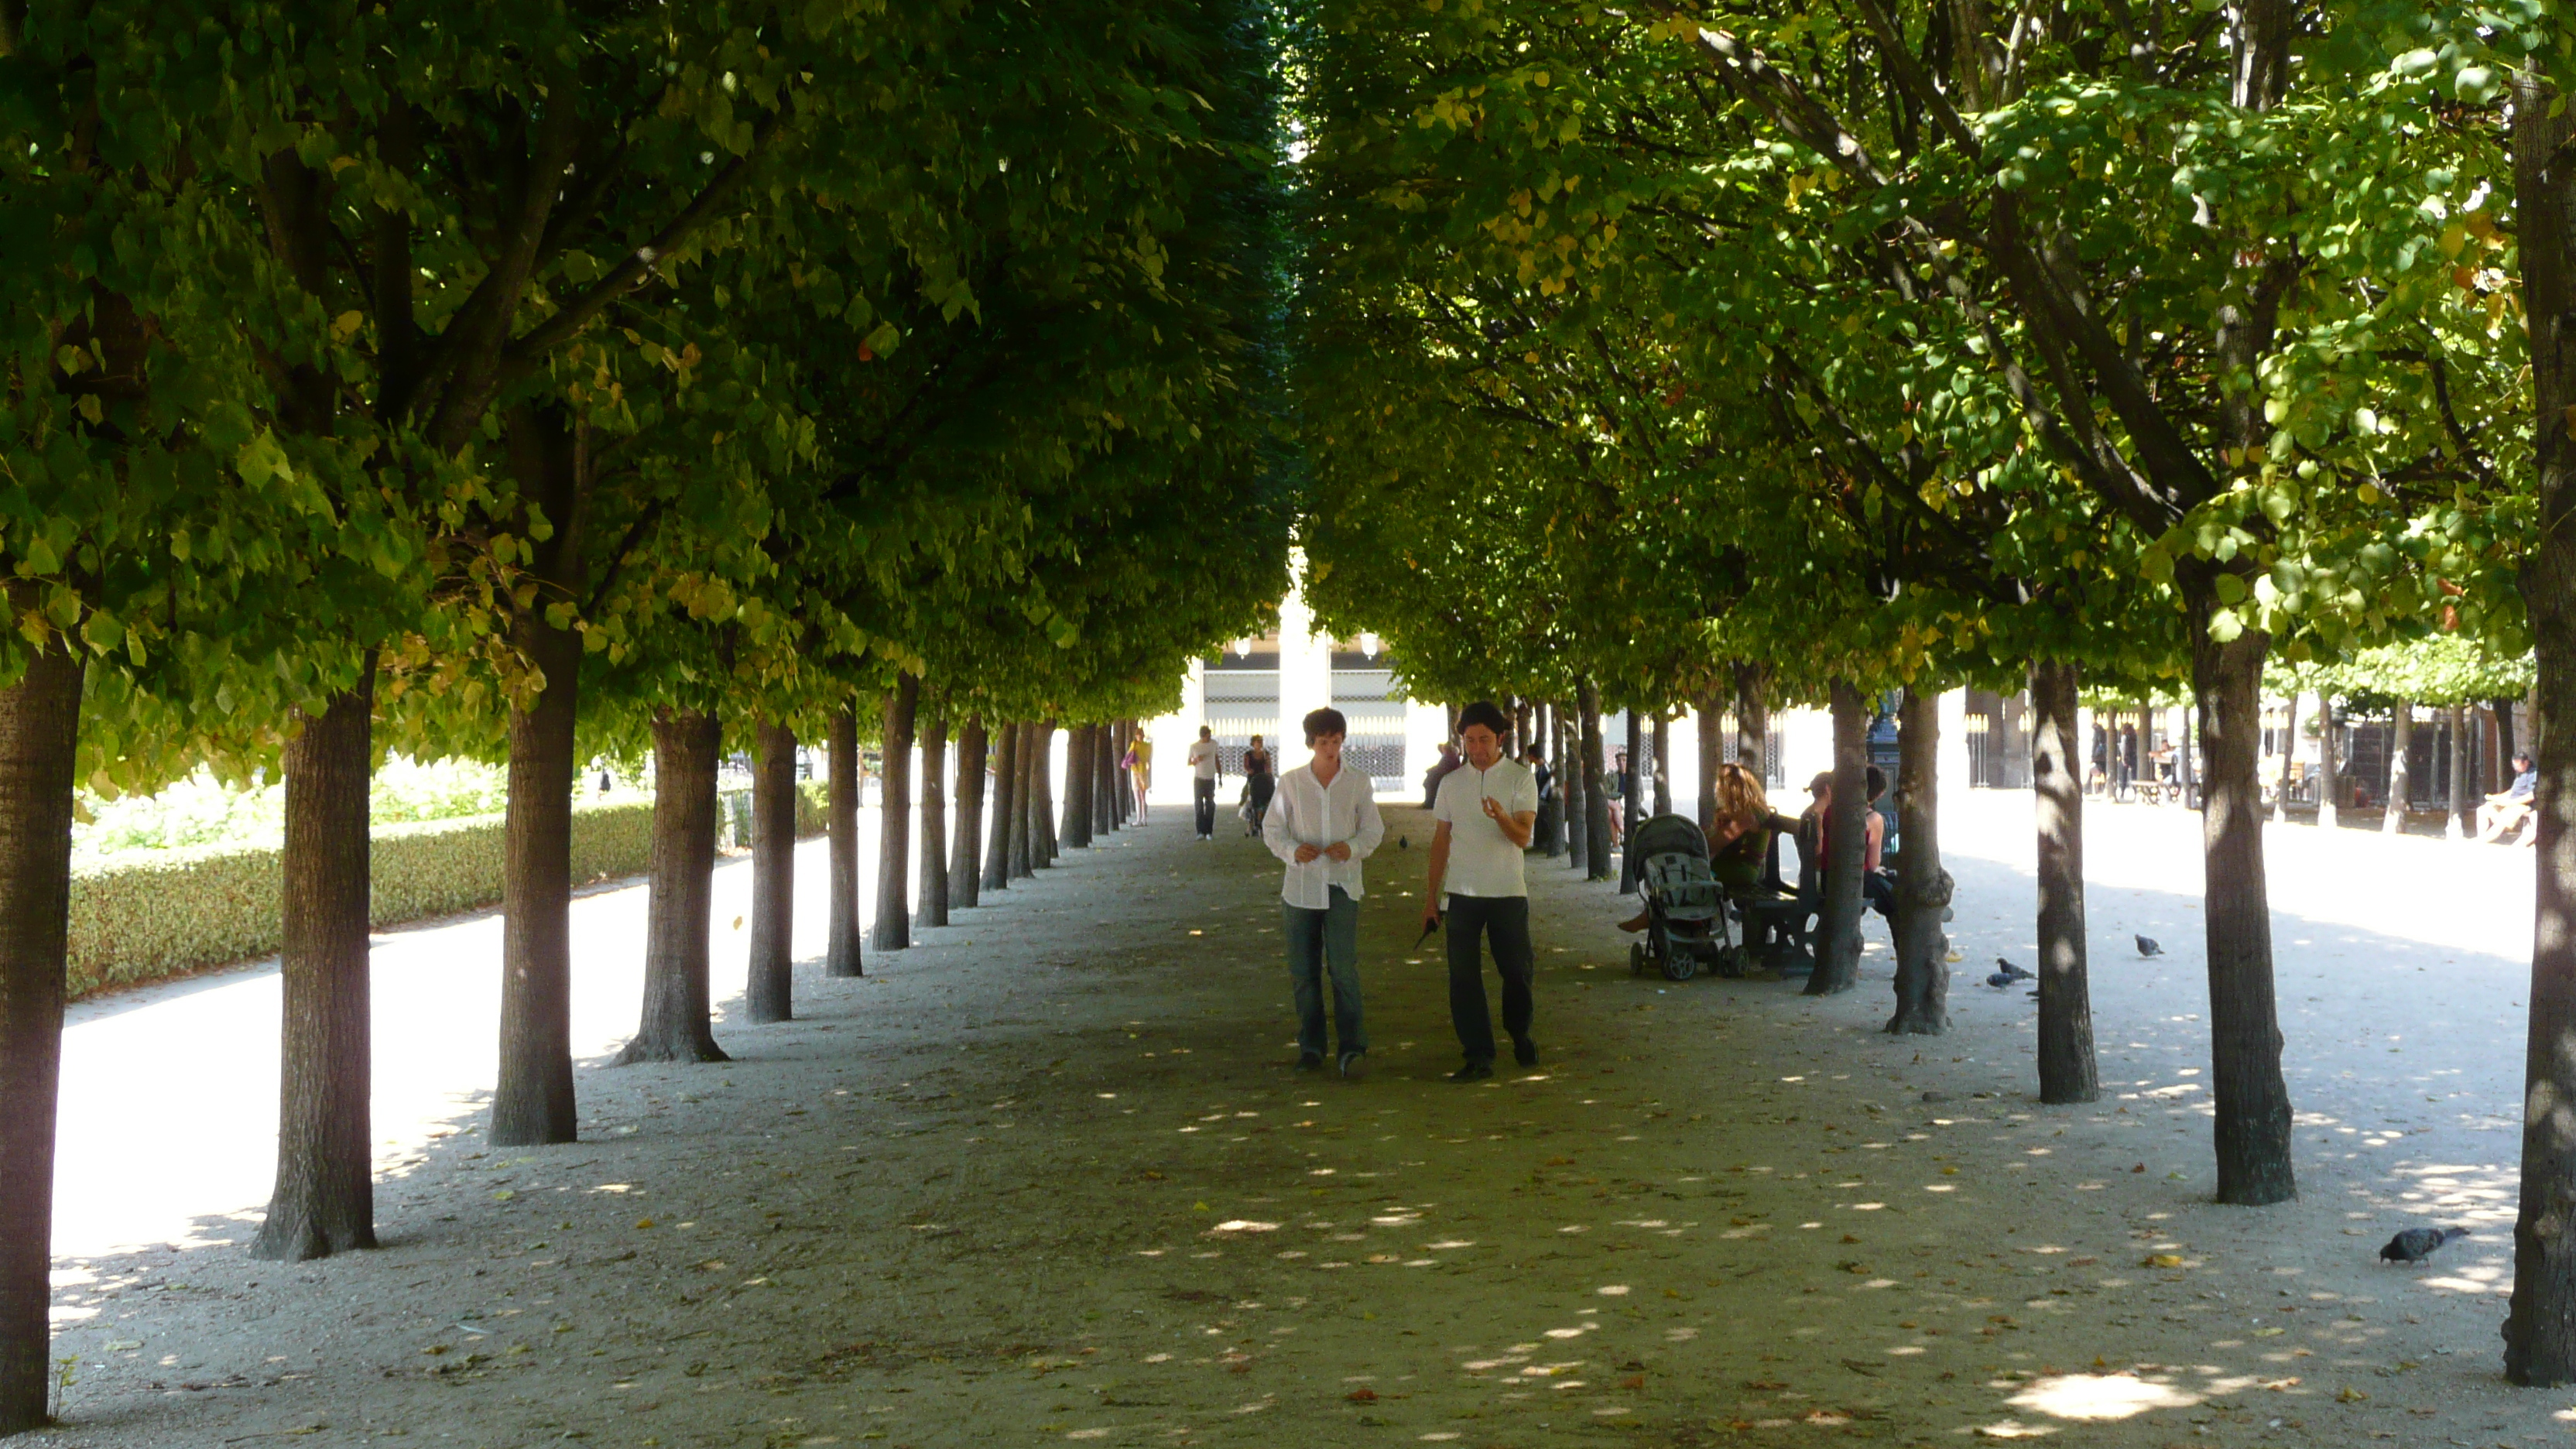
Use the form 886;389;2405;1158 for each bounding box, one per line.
1621;763;1771;930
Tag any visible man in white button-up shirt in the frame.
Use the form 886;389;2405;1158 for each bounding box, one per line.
1264;707;1386;1078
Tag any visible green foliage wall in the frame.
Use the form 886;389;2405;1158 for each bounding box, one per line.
67;785;831;999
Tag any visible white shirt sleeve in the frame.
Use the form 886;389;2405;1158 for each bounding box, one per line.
1432;771;1457;824
1345;779;1384;861
1263;772;1300;863
1509;764;1540;817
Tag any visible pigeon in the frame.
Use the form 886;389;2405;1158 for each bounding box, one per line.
1994;957;2034;981
2379;1226;2470;1264
1398;835;1409;850
2136;934;2164;957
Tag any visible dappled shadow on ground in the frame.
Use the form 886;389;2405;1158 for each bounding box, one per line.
37;806;2569;1446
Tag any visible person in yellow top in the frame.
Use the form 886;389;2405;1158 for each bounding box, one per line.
1124;732;1155;824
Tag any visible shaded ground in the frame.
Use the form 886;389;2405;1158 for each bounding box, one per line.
37;793;2574;1446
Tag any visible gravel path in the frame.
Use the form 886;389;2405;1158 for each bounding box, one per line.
37;792;2571;1445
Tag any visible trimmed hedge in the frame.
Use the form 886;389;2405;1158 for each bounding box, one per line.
67;780;834;999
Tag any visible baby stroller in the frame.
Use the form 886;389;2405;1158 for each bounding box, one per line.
1626;813;1736;981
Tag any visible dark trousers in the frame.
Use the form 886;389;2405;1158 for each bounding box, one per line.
1861;868;1896;922
1194;777;1217;836
1446;894;1534;1065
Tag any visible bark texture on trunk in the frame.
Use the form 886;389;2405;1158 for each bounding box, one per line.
1619;707;1645;894
0;646;79;1434
1652;712;1673;818
1091;722;1117;837
2499;697;2520;785
1580;681;1612;881
492;407;586;1148
2273;691;2299;825
1885;689;1951;1036
916;712;950;928
870;676;917;951
826;706;863;977
1031;721;1059;866
2189;587;2297;1206
1007;721;1036;879
1735;662;1772;784
613;709;728;1064
2451;705;2472;841
1695;687;1724;827
2506;69;2576;1384
1805;680;1870;997
2385;703;2413;833
1062;722;1094;849
951;717;988;909
255;676;379;1261
2030;660;2099;1104
1558;695;1581;865
744;718;798;1023
984;721;1018;890
2315;695;2341;829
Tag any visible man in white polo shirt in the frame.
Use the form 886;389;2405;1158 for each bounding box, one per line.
1265;707;1385;1078
1423;701;1540;1081
1187;725;1224;840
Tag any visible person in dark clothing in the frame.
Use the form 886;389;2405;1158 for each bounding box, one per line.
1524;743;1557;855
1423;741;1463;808
1242;734;1276;837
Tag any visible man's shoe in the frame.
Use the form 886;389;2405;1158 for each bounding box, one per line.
1339;1050;1367;1081
1447;1062;1494;1083
1297;1051;1324;1070
1513;1037;1539;1067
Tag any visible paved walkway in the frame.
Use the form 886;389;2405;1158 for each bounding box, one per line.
38;790;2565;1445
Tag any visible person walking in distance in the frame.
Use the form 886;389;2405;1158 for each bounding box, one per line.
1188;725;1224;840
1242;734;1276;837
1423;701;1540;1081
1266;708;1385;1078
1125;730;1155;824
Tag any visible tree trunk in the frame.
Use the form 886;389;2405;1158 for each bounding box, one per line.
1513;699;1533;756
2273;690;2299;824
1579;680;1612;882
1032;721;1059;866
2178;703;2198;800
255;675;379;1261
2451;705;2473;841
826;705;863;977
1008;722;1037;879
2030;659;2099;1104
492;408;586;1148
1805;680;1870;997
870;676;917;951
1561;704;1585;869
951;717;988;909
1619;707;1645;894
1735;662;1773;786
612;708;728;1064
1062;722;1094;849
2315;695;2341;829
2187;584;2297;1206
1652;712;1673;818
1695;687;1724;827
1886;688;1951;1036
2506;68;2576;1384
0;645;80;1434
1093;722;1118;837
2385;703;2413;833
1108;722;1130;828
2499;697;2521;786
916;711;950;927
744;718;798;1023
983;721;1018;890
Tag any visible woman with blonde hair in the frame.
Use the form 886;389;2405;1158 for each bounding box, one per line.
1622;762;1774;931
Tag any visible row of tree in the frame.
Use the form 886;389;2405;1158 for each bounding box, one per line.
0;0;1293;1430
1289;0;2576;1383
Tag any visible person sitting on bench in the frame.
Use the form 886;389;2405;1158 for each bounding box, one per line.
2478;752;2539;844
1618;763;1772;933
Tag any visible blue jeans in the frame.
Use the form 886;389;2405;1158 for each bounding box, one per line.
1284;887;1365;1058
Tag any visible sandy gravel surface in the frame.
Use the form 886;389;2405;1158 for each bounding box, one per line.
37;792;2576;1447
